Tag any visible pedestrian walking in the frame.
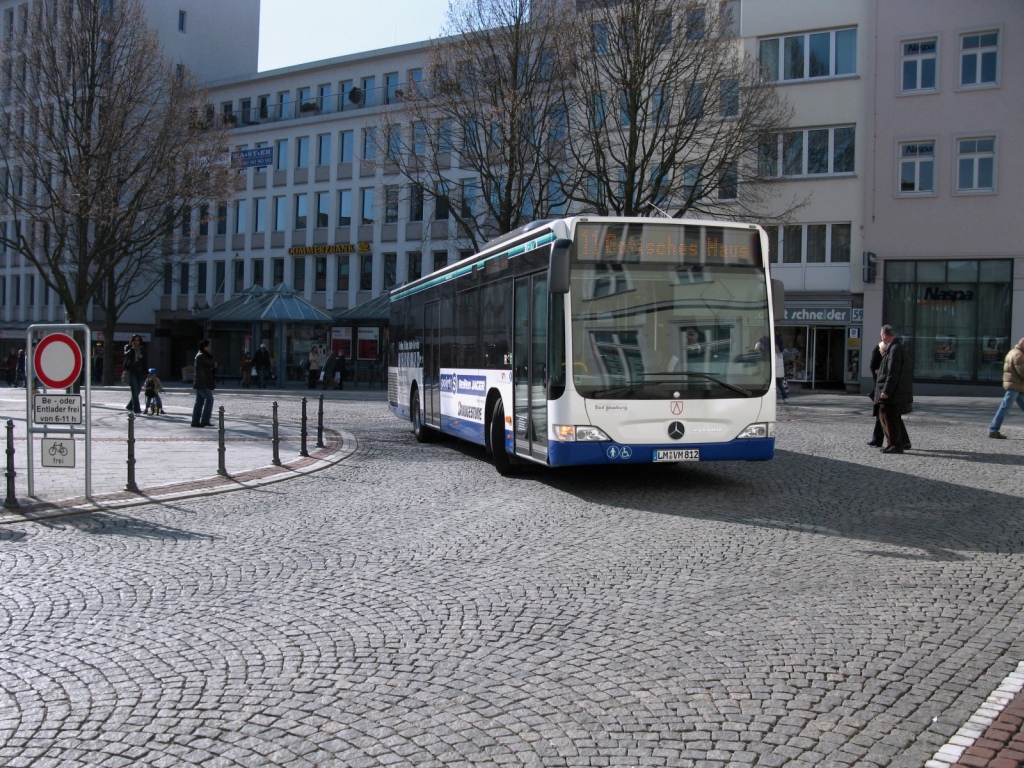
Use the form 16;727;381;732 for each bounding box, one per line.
123;334;145;414
873;324;913;454
867;339;886;447
191;339;217;428
988;336;1024;439
14;348;26;387
239;350;253;389
6;350;16;386
253;343;271;389
307;344;322;389
775;342;789;403
321;349;337;389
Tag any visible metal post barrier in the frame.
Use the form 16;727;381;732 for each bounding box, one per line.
217;406;227;477
125;412;140;493
300;397;309;458
5;419;17;508
317;394;325;448
271;401;281;466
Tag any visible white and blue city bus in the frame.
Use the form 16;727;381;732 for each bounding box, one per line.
388;216;783;475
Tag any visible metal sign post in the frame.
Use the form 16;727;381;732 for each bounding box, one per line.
25;323;92;499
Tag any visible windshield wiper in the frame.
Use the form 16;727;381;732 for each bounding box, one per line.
638;371;753;397
593;383;648;398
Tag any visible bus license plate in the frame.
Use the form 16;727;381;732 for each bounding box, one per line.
654;449;700;462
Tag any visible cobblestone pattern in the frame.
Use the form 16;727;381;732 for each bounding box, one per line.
0;395;1022;767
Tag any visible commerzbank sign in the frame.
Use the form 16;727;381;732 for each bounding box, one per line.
287;243;371;256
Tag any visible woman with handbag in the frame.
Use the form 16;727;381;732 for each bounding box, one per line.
123;334;145;414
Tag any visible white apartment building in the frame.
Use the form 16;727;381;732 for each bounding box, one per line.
1;0;1020;392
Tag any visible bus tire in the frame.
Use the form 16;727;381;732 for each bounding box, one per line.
490;400;519;476
411;388;432;443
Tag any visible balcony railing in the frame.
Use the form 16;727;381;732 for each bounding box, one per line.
219;83;414;128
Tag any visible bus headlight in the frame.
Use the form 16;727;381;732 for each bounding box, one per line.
554;425;611;442
736;422;773;439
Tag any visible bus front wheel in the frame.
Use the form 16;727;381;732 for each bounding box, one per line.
489;401;519;476
411;389;432;443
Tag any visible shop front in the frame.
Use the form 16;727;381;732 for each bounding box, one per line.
881;258;1012;387
778;304;863;391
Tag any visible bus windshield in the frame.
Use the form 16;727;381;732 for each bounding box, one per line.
568;221;772;399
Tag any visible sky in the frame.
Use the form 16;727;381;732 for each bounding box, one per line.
258;0;453;72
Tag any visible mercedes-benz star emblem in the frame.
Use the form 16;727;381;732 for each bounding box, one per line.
668;421;685;440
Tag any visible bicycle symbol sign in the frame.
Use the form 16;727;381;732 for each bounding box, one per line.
40;438;75;468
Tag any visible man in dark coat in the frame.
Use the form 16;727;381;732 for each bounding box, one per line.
191;339;217;428
873;324;913;454
252;343;271;389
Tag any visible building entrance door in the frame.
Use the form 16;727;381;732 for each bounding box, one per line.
811;327;846;389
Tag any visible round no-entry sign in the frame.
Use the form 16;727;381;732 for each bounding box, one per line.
34;335;83;389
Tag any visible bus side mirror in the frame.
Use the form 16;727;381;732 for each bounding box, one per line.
548;238;572;294
771;278;785;322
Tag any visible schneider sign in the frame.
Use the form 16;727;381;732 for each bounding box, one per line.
33;394;83;425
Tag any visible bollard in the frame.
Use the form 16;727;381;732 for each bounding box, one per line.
125;412;140;493
317;394;325;449
217;406;227;477
300;397;309;458
4;419;17;508
271;401;281;466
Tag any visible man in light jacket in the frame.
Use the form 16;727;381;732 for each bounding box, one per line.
989;337;1024;439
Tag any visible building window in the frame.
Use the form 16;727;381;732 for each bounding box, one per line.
273;196;286;231
782;225;802;264
233;260;244;292
361;76;376;106
296;136;309;169
956;137;995;193
407;252;422;283
273;258;284;286
196;262;207;294
774;223;852;264
720;78;739;118
832;223;851;263
252;260;264;287
960;30;998;87
383;253;397;289
216;203;227;236
762;126;855;177
339;130;353;163
317;134;331;166
163;264;172;295
593;22;608;55
361;188;374;225
385;72;399;103
318;84;331;111
901;38;937;92
434;182;449;220
336;256;349;291
384;186;399;223
294;193;307;229
433;250;447;272
408;68;423;95
316;192;330;228
275;139;288;171
214;261;225;294
685;7;705;42
177;10;186;32
899;141;935;194
338;189;352;226
718;164;738;200
460;179;478;217
315;256;327;291
362;128;376;161
409;184;424;222
198;203;209;236
759;28;857;82
253;198;266;233
360;253;373;290
293;257;306;291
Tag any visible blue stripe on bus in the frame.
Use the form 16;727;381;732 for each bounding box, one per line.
547;439;774;466
440;415;487;446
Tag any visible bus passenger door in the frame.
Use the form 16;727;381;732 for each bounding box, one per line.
513;273;548;461
423;300;441;427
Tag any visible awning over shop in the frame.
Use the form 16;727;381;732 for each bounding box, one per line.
333;290;391;323
192;284;334;323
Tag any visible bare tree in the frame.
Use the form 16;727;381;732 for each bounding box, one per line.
0;0;233;381
378;0;578;253
564;0;801;221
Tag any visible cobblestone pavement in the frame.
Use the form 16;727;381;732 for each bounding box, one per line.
1;390;1023;767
